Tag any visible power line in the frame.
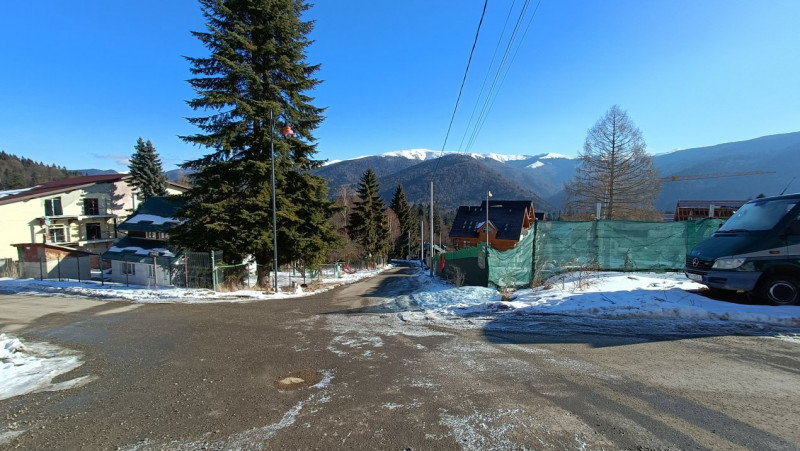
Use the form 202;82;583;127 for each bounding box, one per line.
463;0;542;154
431;0;489;179
457;0;520;154
468;0;543;153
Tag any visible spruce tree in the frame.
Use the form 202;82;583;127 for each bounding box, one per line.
128;137;168;201
389;184;416;259
348;169;389;259
171;0;337;286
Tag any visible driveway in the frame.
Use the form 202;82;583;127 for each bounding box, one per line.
1;267;799;449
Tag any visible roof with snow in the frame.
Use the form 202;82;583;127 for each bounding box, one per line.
118;196;185;232
101;236;178;264
449;200;535;240
0;174;130;205
0;174;189;205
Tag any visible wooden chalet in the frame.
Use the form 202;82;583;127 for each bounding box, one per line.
449;200;536;251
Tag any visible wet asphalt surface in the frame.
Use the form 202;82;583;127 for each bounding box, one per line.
2;267;800;450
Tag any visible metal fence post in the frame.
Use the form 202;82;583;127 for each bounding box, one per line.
57;255;62;281
152;254;158;290
211;250;217;292
77;256;82;282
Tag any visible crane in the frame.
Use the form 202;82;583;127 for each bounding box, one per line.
659;170;775;182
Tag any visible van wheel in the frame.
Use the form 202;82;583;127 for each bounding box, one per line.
758;275;800;306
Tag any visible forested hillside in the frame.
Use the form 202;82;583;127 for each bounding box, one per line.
0;151;77;190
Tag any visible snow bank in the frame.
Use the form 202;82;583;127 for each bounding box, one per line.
0;266;387;304
1;334;94;401
404;271;800;327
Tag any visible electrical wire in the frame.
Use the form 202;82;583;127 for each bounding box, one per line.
430;0;489;180
465;0;542;154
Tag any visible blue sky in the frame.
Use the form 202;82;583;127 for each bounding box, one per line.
1;1;799;172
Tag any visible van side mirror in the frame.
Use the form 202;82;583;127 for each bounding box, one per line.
785;219;800;236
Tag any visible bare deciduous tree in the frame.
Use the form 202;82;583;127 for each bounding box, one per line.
564;105;661;220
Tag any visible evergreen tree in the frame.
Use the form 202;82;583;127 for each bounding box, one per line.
171;0;337;286
128;137;168;201
389;184;416;259
348;169;389;259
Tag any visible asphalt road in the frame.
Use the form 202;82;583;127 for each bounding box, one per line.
1;267;800;450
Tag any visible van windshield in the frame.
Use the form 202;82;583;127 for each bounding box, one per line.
719;199;797;232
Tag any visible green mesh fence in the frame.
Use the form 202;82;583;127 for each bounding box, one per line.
488;230;534;289
442;218;724;288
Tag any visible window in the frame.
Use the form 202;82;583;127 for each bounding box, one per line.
86;223;102;240
44;197;63;216
83;198;100;215
148;265;155;277
146;231;168;240
121;262;135;276
49;226;66;243
720;199;798;232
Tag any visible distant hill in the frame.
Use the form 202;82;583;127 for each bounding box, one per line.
0;151;78;190
653;132;800;209
76;169;119;176
316;131;800;214
315;150;573;214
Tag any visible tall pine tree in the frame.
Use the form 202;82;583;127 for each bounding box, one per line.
171;0;338;286
348;169;389;259
128;137;168;201
389;184;415;259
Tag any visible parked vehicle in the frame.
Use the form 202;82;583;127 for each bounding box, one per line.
685;193;800;305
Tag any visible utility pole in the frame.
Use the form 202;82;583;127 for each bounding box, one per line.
420;219;424;263
486;191;492;249
430;180;434;276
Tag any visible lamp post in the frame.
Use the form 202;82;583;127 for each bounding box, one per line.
486;190;492;249
270;109;293;292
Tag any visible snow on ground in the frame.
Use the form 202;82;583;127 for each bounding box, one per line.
0;267;388;304
397;270;800;329
1;333;95;401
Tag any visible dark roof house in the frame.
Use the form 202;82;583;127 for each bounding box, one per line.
449;200;536;251
103;197;183;285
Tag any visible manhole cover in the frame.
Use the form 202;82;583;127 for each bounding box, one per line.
274;369;323;391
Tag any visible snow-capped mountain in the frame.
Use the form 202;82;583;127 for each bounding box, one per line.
316;131;800;213
315;150;578;212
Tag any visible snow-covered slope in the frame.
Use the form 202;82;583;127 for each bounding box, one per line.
375;148;574;165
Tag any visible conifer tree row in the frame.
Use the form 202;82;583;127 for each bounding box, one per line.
128;137;168;202
349;169;389;260
389;184;416;259
171;0;339;286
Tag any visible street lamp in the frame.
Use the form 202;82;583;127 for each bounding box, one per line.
486;190;492;249
270;109;294;293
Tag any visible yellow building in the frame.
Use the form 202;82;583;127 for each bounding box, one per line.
0;174;187;262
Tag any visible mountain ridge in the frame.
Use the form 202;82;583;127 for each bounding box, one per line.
315;131;800;213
